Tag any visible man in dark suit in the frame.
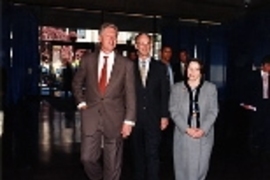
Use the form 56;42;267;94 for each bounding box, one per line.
241;55;270;179
172;49;190;83
131;33;170;180
72;23;136;180
159;45;174;163
160;45;174;86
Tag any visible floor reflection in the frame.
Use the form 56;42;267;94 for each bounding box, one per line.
4;97;269;180
39;100;81;164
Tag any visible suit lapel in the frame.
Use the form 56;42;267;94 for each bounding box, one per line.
198;82;206;117
135;60;142;86
91;52;100;96
105;53;122;95
181;84;189;118
257;71;263;98
145;59;156;87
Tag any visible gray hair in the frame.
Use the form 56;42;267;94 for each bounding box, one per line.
99;22;118;35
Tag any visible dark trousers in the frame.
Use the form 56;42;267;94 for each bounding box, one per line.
249;100;270;180
81;130;123;180
131;122;161;180
249;100;270;152
160;119;174;163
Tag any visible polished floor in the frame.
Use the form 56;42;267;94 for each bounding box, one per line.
3;98;270;180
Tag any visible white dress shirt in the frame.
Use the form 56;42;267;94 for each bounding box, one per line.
138;57;151;80
167;64;174;86
98;51;115;83
261;70;269;99
181;62;186;76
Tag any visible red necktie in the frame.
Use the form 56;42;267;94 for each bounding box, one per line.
99;56;108;95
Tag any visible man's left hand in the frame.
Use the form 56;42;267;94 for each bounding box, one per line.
121;124;133;138
160;118;169;131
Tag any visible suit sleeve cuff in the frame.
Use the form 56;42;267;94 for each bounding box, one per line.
124;120;135;126
77;102;87;109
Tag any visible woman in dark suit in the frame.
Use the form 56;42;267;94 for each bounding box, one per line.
169;59;218;180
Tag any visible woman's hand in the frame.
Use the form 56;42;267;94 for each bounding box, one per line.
186;128;197;137
193;129;205;138
186;128;205;138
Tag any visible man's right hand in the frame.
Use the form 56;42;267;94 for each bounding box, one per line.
78;102;88;110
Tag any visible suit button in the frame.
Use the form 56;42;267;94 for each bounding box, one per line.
98;110;102;115
143;107;146;110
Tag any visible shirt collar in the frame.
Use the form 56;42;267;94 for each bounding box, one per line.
139;57;151;64
100;51;115;59
261;70;269;76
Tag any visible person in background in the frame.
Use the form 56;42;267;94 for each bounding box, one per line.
131;33;170;180
241;55;270;179
128;49;138;61
169;58;218;180
72;22;136;180
159;45;174;164
62;62;73;97
172;49;190;83
160;45;174;86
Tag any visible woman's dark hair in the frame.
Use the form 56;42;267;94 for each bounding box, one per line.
185;58;205;77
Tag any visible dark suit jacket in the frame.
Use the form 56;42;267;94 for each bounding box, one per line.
72;51;136;138
134;58;170;128
172;62;185;83
243;70;270;108
243;70;270;150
